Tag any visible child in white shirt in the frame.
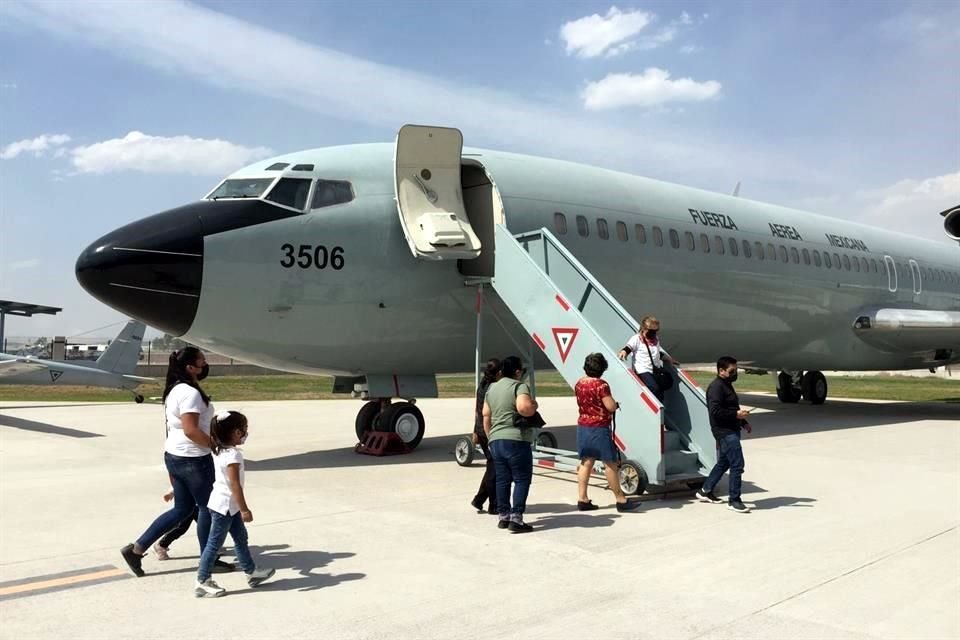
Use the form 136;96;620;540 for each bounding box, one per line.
194;410;275;598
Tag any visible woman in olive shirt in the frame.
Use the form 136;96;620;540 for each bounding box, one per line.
482;356;538;533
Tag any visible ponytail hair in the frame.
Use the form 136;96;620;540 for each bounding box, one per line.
482;358;502;385
162;346;210;405
209;410;248;455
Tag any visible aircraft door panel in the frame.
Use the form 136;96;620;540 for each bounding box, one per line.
394;124;482;261
908;259;922;296
883;255;897;293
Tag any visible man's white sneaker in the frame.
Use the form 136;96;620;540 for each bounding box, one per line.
194;578;226;598
246;567;276;587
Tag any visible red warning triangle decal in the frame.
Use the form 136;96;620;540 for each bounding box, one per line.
552;327;579;363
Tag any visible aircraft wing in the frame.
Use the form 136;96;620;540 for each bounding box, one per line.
853;308;960;352
0;358;51;378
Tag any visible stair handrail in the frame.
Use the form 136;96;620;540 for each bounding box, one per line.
512;226;705;399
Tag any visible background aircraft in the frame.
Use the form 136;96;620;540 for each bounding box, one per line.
0;320;151;403
74;125;960;445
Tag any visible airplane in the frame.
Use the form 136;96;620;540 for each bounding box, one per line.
73;124;960;447
0;320;152;403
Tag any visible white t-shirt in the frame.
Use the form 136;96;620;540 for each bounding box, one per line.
209;447;244;516
164;383;214;457
626;334;671;375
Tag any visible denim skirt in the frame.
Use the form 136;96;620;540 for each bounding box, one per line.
576;425;617;462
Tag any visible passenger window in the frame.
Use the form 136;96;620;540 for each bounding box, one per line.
778;245;788;262
635;224;647;244
576;215;589;237
743;239;752;258
653;226;663;246
860;257;869;272
843;255;851;271
714;235;725;255
597;218;610;239
813;250;822;267
728;237;739;256
871;259;878;272
266;178;312;210
669;229;680;249
616;221;628;241
685;231;695;251
767;243;777;262
554;212;568;235
834;253;842;267
824;252;833;269
802;248;811;265
701;233;710;253
754;242;764;260
853;256;861;272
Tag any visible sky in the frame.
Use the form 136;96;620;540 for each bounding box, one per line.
0;0;958;342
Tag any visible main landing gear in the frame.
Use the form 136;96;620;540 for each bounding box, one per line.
777;371;827;405
354;399;426;449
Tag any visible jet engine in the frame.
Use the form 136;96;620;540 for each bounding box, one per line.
943;204;960;240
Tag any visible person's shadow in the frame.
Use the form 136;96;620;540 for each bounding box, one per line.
523;502;622;530
747;496;816;510
228;544;365;594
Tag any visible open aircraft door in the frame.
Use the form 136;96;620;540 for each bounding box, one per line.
394;124;482;261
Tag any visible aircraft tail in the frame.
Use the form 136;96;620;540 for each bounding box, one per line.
95;320;146;374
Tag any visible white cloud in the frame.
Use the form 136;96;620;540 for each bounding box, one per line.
559;7;696;57
0;133;70;160
560;7;652;58
679;44;702;55
794;171;960;243
8;258;40;272
68;131;273;175
583;68;722;110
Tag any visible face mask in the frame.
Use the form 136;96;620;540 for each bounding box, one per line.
645;330;658;339
727;371;739;382
240;433;248;445
196;364;210;381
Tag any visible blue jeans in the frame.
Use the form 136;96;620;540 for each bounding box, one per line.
639;372;665;403
703;433;745;502
490;439;533;518
136;453;213;553
197;511;255;582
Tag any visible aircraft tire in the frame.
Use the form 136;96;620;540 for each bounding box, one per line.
617;460;648;496
801;371;828;405
454;436;475;466
379;402;425;449
135;394;144;404
776;372;802;403
535;430;558;449
355;400;382;442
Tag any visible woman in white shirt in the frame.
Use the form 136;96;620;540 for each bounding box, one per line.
120;347;218;577
618;315;678;403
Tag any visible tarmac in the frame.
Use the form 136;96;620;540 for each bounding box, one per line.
0;394;957;640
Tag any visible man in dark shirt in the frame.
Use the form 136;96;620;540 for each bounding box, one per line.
697;356;752;513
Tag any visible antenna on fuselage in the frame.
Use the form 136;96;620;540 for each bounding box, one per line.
731;181;741;197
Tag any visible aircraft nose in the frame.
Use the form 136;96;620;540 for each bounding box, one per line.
75;204;204;336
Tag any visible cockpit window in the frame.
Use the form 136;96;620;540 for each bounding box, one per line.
291;164;315;172
265;163;290;171
207;178;274;200
311;180;354;209
265;178;312;210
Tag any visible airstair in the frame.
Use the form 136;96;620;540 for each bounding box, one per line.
488;224;716;494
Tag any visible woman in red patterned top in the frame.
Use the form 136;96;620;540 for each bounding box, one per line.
575;353;639;512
